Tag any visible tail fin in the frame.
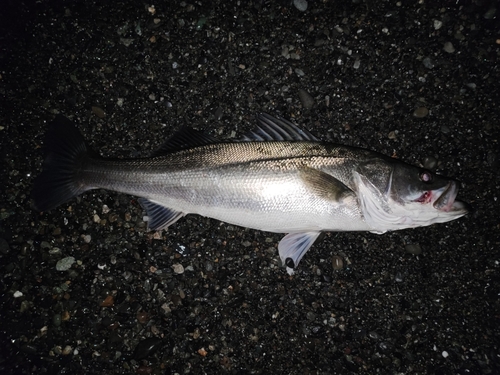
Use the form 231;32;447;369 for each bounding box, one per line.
32;115;90;211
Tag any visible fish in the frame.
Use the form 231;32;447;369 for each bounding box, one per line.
32;113;469;274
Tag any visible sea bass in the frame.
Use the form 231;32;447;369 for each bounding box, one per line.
33;114;468;274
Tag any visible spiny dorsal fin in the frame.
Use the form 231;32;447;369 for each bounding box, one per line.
152;126;218;156
241;113;319;142
154;113;317;155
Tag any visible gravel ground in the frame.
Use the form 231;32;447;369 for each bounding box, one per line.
1;1;499;374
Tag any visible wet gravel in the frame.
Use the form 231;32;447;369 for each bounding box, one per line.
1;0;499;374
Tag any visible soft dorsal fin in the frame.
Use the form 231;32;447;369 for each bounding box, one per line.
152;126;218;156
241;113;319;142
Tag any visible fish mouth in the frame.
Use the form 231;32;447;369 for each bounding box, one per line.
433;181;468;213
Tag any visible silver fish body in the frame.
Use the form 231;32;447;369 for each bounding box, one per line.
33;114;469;273
83;142;371;232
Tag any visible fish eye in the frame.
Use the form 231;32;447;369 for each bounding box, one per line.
419;171;432;183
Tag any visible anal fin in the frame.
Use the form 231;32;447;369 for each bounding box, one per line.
278;232;321;275
138;198;185;231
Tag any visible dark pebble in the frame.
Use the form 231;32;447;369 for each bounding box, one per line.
405;244;422;255
0;238;10;254
332;255;344;270
423;156;438;170
133;337;163;360
298;89;315;109
413;107;429;118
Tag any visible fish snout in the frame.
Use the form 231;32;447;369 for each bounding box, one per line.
433;181;468;213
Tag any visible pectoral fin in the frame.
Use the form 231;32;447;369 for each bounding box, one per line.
278;232;321;275
299;167;355;203
138;198;185;231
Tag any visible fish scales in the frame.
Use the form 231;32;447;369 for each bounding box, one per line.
80;142;367;233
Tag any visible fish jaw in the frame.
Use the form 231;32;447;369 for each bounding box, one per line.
432;181;460;212
412;181;469;215
355;172;468;233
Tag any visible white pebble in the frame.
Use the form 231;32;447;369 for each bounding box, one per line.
293;0;308;12
172;263;184;274
294;68;305;77
56;256;76;271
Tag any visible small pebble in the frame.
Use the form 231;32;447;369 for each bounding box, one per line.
294;68;305;77
422;57;435;69
56;257;75;271
293;0;308;12
413;107;429;118
423;156;438;170
405;244;422;255
172;263;184;274
443;42;455;53
137;311;150;324
306;311;316;321
62;311;71;321
483;8;496;20
440;124;450;134
298;89;314;109
281;46;289;59
394;272;403;282
486;151;498;167
0;238;10;254
205;260;213;272
62;345;72;355
133;337;163;360
100;295;114;307
332;255;344;270
53;313;62;327
454;31;465;41
91;106;106;118
196;17;207;30
433;20;443;30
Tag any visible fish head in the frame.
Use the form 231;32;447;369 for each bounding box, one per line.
354;159;469;233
